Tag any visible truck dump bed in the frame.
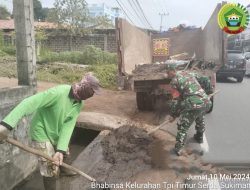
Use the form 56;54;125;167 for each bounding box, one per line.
132;60;216;111
132;63;168;81
133;60;190;81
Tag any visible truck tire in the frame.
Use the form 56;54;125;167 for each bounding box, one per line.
236;76;243;83
207;96;213;113
136;92;154;111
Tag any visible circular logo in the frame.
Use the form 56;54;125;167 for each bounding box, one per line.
218;3;250;34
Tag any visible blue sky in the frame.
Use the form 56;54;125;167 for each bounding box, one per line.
1;0;250;30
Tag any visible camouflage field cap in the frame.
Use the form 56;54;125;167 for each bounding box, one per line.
166;63;177;70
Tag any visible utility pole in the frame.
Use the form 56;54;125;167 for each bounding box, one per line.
159;12;169;32
13;0;37;88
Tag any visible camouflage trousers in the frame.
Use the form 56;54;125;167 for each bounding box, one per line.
175;109;205;151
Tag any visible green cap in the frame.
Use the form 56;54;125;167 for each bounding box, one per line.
166;63;177;70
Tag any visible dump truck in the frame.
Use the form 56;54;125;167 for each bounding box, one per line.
132;59;216;112
116;3;226;113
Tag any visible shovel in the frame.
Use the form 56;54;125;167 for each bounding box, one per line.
6;137;96;182
5;138;112;190
208;90;220;99
147;116;175;135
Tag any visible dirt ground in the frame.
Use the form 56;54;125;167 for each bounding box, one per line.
0;77;164;125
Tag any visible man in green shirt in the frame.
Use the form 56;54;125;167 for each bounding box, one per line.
0;73;100;189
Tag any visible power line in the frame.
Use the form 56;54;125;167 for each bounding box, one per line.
118;0;142;26
115;0;135;25
134;0;153;29
132;0;150;28
127;0;150;28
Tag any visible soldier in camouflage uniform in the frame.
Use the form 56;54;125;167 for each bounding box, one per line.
189;72;214;95
166;64;212;156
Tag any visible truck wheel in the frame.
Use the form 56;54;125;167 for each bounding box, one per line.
136;92;154;111
207;96;213;113
236;77;243;83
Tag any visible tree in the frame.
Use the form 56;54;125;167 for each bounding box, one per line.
33;0;49;21
33;0;43;20
92;16;114;29
51;0;89;33
48;0;90;50
41;8;50;21
0;5;11;19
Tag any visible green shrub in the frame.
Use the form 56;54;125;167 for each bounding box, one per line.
37;64;84;84
82;45;117;65
37;63;117;89
40;45;117;65
86;64;117;89
0;50;7;57
40;51;63;63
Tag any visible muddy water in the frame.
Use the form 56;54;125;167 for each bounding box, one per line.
13;128;99;190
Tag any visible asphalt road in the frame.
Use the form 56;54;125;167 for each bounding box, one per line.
203;77;250;165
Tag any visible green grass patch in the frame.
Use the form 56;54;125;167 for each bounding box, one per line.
0;50;8;57
40;45;117;65
86;64;117;89
0;45;118;89
37;64;118;89
1;46;16;56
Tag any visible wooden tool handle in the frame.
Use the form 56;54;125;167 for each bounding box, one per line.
147;118;174;135
6;137;96;182
208;90;220;99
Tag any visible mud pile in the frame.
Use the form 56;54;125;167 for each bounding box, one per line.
133;63;167;76
101;125;153;164
100;125;154;181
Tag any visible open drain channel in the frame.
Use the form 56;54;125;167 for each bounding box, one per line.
13;127;99;190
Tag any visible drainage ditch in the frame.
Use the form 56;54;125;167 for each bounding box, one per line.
13;127;99;190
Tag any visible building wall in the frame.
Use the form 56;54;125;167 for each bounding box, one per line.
44;33;117;53
2;30;117;53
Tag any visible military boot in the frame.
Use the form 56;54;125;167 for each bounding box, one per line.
174;142;184;156
193;132;203;143
43;177;57;190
